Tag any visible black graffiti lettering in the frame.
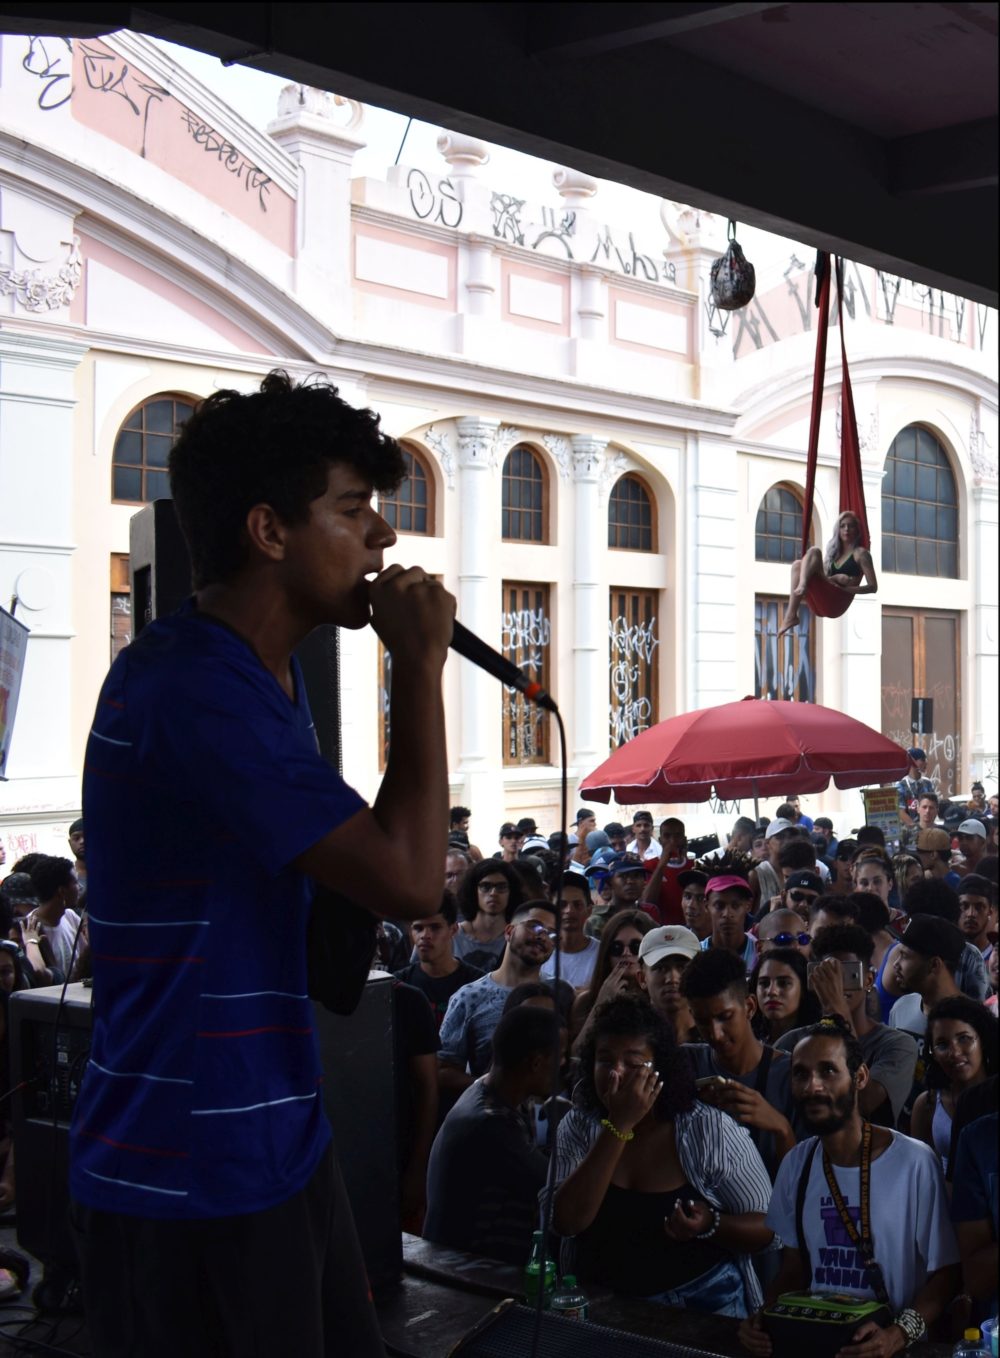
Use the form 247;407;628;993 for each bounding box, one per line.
491;192;525;245
407;168;435;220
435;177;463;228
662;260;677;284
23;36;73;111
878;271;901;324
976;303;990;349
531;206;576;258
180;109;272;211
79;43;168;158
733;300;780;354
627;233;658;283
783;255;811;330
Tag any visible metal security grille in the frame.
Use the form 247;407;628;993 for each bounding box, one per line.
502;446;545;542
112;395;194;503
755;485;805;563
608;475;654;551
609;588;659;748
755;595;815;702
501;581;550;764
379;447;431;534
881;426;958;577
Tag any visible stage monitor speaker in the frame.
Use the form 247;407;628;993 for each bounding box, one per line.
313;973;401;1290
450;1300;714;1357
9;982;93;1269
128;498;341;772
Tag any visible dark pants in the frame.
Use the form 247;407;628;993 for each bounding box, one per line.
70;1143;385;1358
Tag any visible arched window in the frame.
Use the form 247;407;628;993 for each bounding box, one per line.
502;446;546;542
608;475;655;551
112;394;195;503
882;426;958;577
755;485;806;563
379;446;433;534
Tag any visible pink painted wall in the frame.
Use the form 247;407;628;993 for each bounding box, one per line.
70;39;294;255
78;230;279;354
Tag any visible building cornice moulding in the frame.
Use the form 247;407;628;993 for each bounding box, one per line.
106;32;298;198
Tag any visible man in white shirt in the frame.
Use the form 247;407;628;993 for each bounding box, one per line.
739;1018;959;1358
541;872;600;989
27;855;82;976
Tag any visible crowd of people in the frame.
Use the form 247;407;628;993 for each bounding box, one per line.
0;787;997;1347
373;797;999;1351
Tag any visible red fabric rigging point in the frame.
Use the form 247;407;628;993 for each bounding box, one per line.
800;253;870;618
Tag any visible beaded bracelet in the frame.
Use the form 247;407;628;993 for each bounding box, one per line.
695;1206;721;1240
599;1117;634;1142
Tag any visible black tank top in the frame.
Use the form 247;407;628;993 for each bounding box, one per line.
575;1182;727;1296
830;553;863;579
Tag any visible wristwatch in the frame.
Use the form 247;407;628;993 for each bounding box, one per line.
893;1309;927;1347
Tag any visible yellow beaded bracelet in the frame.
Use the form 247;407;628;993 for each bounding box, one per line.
600;1117;634;1142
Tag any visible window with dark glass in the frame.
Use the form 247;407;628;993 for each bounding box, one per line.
379;447;432;534
882;426;958;577
755;595;816;703
608;475;654;551
112;395;195;503
502;446;546;542
501;581;551;764
755;485;806;563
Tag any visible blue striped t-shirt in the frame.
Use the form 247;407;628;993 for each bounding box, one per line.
69;604;365;1219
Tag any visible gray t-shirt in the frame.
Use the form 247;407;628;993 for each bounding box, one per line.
777;1022;918;1125
452;927;508;973
888;991;927;1040
438;973;512;1076
683;1041;794;1181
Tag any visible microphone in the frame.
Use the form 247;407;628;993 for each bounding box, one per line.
451;620;557;711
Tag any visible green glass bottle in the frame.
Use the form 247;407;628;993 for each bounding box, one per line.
523;1230;556;1308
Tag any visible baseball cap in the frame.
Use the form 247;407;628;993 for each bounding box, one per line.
957;819;987;839
603;822;626;837
516;817;538;836
561;864;589;882
784;870;824;895
959;873;995;901
520;835;549;853
916;828;951;852
639;925;701;967
766;818;795;838
606;851;646;876
575;807;595;824
677;869;709;891
499;822;520;837
585;845;618;874
900;915;965;968
706;874;753;898
585;829;611;852
0;872;37;904
907;747;927;760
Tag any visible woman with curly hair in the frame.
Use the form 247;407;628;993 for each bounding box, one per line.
548;996;773;1317
569;908;654;1051
453;858;525;971
910;995;998;1172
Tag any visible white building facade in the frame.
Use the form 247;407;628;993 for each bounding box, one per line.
0;31;996;859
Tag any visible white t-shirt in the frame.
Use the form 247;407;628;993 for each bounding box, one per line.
888;991;927;1039
625;839;661;861
34;908;82;976
541;937;599;989
766;1132;958;1312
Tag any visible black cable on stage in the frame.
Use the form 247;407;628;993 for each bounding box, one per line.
528;704;569;1358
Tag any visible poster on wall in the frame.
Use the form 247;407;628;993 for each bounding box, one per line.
0;605;30;781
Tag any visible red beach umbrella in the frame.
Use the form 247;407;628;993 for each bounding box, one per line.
580;698;909;807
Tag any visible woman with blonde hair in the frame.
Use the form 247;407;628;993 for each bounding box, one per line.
778;510;877;636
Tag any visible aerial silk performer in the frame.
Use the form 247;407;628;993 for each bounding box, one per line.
778;254;877;637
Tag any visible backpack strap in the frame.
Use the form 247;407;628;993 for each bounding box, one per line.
795;1139;821;1289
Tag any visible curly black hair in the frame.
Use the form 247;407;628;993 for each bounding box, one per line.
576;995;696;1122
921;994;999;1091
456;858;525;924
168;370;406;587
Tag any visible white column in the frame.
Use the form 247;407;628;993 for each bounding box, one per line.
970;478;999;782
0;331;88;840
455;417;500;826
838;465;884;734
571;436;607;772
686;432;739;709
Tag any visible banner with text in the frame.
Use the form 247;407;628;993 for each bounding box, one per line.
0;605;29;780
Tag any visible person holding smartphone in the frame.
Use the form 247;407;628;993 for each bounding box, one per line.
776;924;918;1128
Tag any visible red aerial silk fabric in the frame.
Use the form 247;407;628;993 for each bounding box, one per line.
801;255;870;617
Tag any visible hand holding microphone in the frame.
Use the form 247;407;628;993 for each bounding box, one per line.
368;565;556;710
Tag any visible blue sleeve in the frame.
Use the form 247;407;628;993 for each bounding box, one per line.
438;988;470;1067
138;645;365;875
951;1118;998;1225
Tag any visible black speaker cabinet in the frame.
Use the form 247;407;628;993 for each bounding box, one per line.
313;973;401;1290
450;1300;713;1357
9;982;93;1268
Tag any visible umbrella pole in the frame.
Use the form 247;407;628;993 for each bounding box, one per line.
753;780;759;825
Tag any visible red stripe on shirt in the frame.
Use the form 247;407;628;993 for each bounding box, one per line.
92;953;205;965
78;1127;190;1159
196;1026;314;1039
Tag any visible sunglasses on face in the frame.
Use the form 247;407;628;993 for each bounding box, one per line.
609;938;642;957
788;891;819;905
769;931;811;948
478;881;510;893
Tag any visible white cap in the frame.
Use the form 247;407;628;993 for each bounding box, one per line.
766;818;795;838
957;819;987;839
638;925;702;967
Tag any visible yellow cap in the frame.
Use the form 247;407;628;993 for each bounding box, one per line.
964;1330;980;1342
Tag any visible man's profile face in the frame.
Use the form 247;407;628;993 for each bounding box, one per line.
958;893;995;942
892;943;931;995
284;464;396;630
412;914;457;965
576;813;596;838
790;1035;860;1135
452;816;470;834
69;829;85;860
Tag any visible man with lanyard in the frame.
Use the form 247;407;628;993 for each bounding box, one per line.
68;373;456;1358
896;749;935;831
739;1017;959;1358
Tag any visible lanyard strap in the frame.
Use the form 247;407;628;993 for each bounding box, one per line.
822;1123;892;1307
